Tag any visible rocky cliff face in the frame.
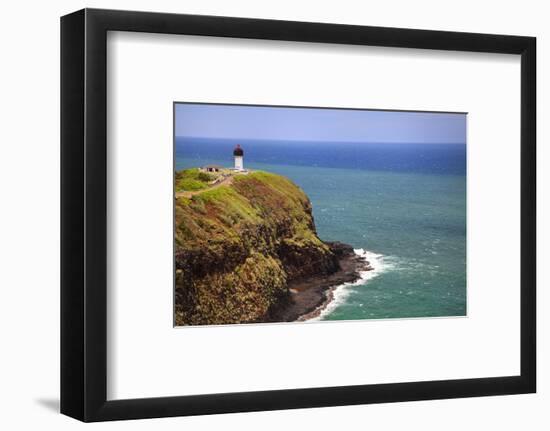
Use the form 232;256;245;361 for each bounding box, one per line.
174;170;340;325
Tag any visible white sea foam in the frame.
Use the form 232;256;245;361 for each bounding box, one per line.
306;249;393;322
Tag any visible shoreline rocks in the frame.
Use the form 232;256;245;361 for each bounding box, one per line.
264;242;372;322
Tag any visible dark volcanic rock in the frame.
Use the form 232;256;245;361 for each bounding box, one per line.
266;242;372;322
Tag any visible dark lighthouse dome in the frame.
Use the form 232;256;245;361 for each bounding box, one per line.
233;144;244;156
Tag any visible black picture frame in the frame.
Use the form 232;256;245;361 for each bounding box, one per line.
61;8;536;422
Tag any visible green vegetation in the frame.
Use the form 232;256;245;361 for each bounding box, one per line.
175;168;214;192
174;169;338;325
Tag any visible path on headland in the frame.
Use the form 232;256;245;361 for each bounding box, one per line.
175;175;234;199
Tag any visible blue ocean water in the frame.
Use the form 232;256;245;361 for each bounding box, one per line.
175;137;467;320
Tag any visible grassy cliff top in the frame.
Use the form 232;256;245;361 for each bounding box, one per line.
175;168;214;192
175;169;326;252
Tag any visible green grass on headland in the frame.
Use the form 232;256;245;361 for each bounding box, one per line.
175;169;326;251
175;168;214;192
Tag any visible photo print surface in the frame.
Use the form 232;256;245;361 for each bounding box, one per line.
174;103;467;326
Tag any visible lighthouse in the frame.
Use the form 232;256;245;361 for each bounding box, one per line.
233;144;244;171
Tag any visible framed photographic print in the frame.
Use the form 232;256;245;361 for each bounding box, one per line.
61;8;536;422
173;103;468;325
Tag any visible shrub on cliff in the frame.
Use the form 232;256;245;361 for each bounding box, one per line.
175;168;213;192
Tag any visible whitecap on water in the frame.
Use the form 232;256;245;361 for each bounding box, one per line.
306;249;394;321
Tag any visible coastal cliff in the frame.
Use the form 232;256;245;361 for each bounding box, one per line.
174;169;367;325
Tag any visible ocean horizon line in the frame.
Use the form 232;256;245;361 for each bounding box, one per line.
175;136;466;146
175;157;467;179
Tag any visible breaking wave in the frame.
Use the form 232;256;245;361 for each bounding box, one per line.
307;249;393;321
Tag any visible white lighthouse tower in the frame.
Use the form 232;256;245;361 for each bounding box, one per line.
233;144;244;171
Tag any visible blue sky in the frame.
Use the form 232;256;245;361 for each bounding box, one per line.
175;103;466;144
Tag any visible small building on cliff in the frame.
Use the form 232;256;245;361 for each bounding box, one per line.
202;164;223;173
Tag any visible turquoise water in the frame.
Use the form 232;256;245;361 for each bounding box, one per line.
176;139;466;320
